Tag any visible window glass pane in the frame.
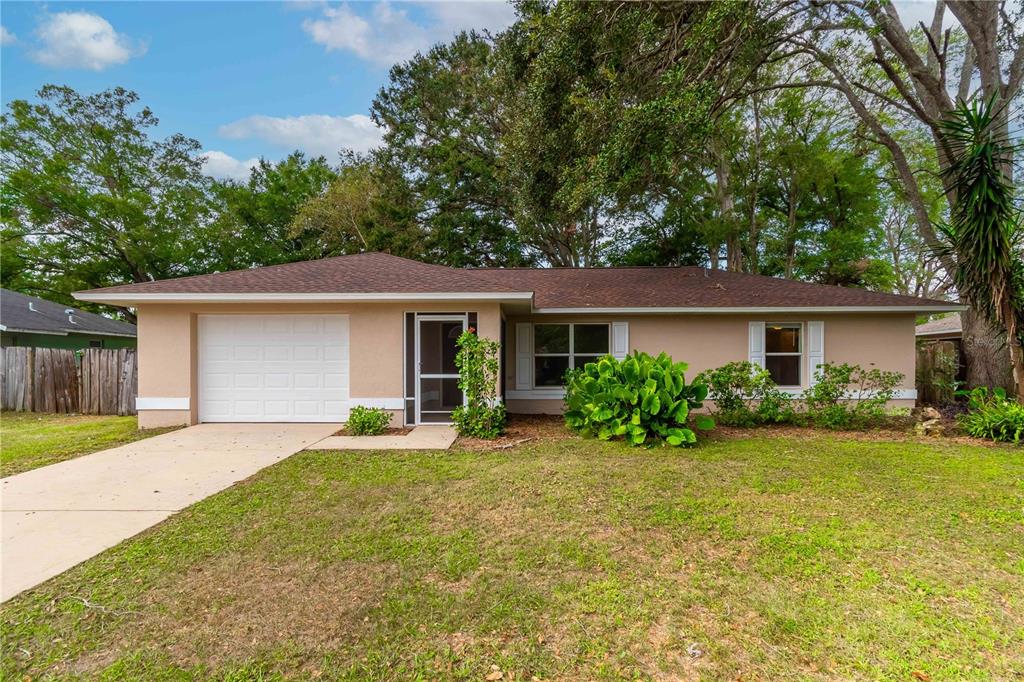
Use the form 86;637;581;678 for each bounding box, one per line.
535;356;570;386
765;355;800;386
766;325;800;353
573;355;602;370
574;324;609;354
534;324;570;354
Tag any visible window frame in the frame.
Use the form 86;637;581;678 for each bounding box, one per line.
763;322;803;388
532;322;611;389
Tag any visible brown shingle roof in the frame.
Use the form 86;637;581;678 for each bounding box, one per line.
78;253;523;296
473;266;957;310
76;252;959;310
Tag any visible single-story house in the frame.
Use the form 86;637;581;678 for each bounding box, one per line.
73;252;964;429
1;288;137;350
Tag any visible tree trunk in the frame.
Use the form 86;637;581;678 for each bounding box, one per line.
746;93;763;274
714;145;742;272
1000;300;1024;401
960;308;1014;392
784;188;797;279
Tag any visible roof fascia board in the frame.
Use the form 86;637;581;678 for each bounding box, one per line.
73;291;535;304
915;330;963;337
0;326;69;336
62;329;137;338
531;305;967;314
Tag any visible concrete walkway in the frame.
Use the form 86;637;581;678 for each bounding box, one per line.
0;422;339;602
307;425;457;450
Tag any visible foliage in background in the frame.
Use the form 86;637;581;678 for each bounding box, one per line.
803;363;904;429
288;153;424;260
936;97;1024;400
207;153;336;270
346;406;391;436
957;387;1023;444
0;86;214;321
452;328;506;439
371;33;532;268
564;352;713;447
696;361;794;426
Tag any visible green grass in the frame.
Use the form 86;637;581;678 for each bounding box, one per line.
1;430;1021;680
0;412;178;476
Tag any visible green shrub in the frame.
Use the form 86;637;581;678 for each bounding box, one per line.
564;351;714;447
696;361;795;426
347;405;391;435
451;327;506;439
957;387;1023;444
804;363;904;429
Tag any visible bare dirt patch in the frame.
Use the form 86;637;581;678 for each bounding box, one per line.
457;414;575;450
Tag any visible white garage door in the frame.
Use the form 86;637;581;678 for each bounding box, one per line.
198;314;349;422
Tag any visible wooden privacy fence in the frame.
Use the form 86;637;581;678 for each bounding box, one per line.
916;340;961;406
0;347;137;415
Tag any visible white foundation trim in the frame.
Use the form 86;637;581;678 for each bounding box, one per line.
136;397;190;410
776;388;918;400
505;388;917;401
506;389;566;400
351;398;404;410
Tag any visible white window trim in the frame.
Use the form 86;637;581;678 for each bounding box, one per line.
531;322;611;389
764;322;803;388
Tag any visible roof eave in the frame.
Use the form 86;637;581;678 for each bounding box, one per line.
72;291;536;305
531;304;968;314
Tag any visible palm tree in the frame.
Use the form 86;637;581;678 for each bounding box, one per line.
938;97;1024;400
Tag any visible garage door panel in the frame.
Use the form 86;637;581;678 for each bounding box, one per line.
199;314;349;423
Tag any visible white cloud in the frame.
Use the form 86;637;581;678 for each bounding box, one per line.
217;113;385;158
1;25;16;46
201;151;261;181
303;1;516;66
30;11;145;70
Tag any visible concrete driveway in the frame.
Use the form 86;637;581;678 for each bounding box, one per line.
0;423;339;602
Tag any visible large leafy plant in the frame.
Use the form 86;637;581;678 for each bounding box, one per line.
957;387;1023;444
564;351;713;447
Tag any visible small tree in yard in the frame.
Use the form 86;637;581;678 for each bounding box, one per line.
452;327;506;439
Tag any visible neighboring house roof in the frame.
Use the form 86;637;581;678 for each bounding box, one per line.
1;289;137;337
916;312;962;338
74;252;964;313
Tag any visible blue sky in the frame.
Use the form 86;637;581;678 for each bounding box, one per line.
0;1;516;179
0;1;954;181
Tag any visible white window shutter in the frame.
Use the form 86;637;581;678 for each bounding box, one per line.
515;323;533;389
611;321;629;360
807;320;825;385
748;321;765;368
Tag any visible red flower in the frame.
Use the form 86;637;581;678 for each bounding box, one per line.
467;326;476;333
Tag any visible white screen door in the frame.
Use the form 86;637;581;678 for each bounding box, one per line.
415;315;466;424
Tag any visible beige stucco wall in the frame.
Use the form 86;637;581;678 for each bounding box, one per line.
135;301;501;428
504;313;918;415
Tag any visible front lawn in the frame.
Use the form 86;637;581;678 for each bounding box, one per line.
0;412;178;477
2;426;1021;680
